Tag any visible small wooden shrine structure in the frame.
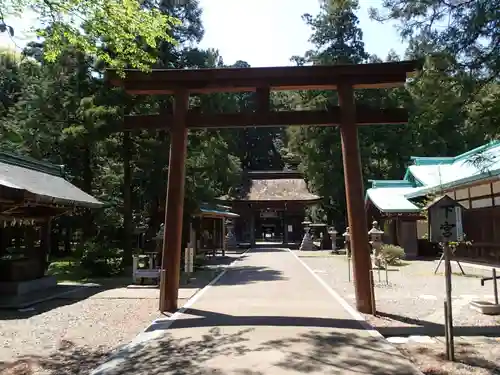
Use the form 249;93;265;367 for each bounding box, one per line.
108;59;421;314
0;152;102;301
218;170;320;246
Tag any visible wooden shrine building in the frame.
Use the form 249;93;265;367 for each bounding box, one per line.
365;141;500;264
218;170;320;246
0;152;102;304
108;59;421;314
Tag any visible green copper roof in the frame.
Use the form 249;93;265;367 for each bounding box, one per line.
0;152;102;208
366;140;500;212
366;187;420;213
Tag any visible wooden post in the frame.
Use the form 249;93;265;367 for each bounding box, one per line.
160;90;189;313
123;131;133;267
222;218;226;256
444;242;455;361
338;84;375;314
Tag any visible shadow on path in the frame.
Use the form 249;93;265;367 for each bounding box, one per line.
375;311;500;337
85;328;415;375
148;309;365;331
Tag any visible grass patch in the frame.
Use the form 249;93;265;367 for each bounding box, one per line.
47;257;128;284
47;258;89;282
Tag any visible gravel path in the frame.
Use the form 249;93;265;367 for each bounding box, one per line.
0;286;163;375
296;251;500;330
296;251;500;375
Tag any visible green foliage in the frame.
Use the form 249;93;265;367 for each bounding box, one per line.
0;0;180;71
0;0;498;269
76;240;123;277
380;244;406;265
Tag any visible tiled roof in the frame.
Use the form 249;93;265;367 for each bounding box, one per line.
220;177;321;202
0;152;102;208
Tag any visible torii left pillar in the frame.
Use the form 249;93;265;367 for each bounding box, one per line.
160;90;189;312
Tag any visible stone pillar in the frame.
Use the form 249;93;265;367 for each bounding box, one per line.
368;221;385;269
329;226;338;253
299;221;314;251
225;219;237;251
343;227;351;257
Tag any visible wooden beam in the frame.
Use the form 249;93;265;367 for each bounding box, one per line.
338;83;375;315
122;107;408;131
255;87;270;112
107;60;422;94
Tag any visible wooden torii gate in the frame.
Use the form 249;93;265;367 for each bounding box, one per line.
107;60;421;314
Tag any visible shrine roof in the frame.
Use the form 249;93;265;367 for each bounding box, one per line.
366;187;421;213
405;140;500;198
195;208;240;219
366;140;500;212
219;173;321;202
0;152;102;208
107;60;421;94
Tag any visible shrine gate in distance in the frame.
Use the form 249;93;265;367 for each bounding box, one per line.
107;60;421;314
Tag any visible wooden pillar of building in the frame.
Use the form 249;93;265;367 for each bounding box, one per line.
160;90;189;313
283;212;288;246
250;209;256;246
123;131;133;267
338;84;375;314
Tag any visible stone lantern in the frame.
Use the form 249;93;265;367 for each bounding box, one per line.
343;227;351;256
368;221;385;268
299;220;314;251
328;226;338;253
225;219;237;250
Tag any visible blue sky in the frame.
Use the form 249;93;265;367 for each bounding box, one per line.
0;0;407;66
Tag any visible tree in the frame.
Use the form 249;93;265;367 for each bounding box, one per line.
287;0;371;225
0;0;180;70
371;0;499;81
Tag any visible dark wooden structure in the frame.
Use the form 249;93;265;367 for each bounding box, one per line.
108;60;421;314
218;170;320;246
0;152;102;295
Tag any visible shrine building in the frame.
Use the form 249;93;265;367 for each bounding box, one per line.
365;140;500;264
218;170;321;247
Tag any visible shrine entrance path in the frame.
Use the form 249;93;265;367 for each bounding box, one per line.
92;248;421;375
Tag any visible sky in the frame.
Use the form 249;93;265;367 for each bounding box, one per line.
0;0;407;67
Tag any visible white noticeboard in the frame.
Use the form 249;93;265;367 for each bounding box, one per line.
428;196;464;243
184;247;194;273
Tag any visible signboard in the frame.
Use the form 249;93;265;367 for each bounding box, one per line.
428;195;464;243
184;247;194;273
260;210;278;218
287;225;293;232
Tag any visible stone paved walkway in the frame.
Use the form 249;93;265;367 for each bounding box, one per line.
92;248;421;375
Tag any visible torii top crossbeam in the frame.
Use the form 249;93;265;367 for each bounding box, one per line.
107;60;421;94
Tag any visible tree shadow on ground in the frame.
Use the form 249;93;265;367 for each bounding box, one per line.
0;340;110;375
214;265;286;285
399;340;500;375
1;323;421;375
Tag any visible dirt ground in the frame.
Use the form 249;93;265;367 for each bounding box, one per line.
399;336;500;375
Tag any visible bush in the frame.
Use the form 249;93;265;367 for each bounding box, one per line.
379;244;405;265
76;241;124;277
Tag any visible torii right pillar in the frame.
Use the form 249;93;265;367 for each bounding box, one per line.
338;84;375;314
